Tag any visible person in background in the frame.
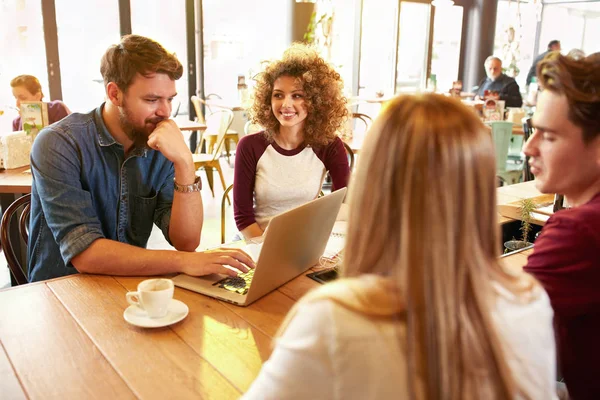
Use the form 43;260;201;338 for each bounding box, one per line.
11;74;71;131
523;52;600;400
243;94;557;400
233;43;350;240
526;40;561;87
28;34;253;282
475;56;523;107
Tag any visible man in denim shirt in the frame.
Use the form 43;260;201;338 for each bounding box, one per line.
28;35;254;282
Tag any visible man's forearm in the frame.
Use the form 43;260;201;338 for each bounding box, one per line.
71;238;187;275
169;160;203;251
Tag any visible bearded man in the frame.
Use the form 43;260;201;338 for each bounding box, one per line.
28;35;253;282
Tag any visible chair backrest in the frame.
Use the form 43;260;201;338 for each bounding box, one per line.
0;194;32;285
522;117;535;181
190;95;206;124
490;121;514;171
244;120;263;136
204;109;234;161
221;184;235;244
342;141;355;171
351;112;373;134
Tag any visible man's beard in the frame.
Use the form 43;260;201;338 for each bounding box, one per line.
118;102;164;149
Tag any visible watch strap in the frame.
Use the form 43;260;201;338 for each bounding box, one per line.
173;176;202;193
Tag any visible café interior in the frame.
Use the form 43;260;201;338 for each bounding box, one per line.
0;0;598;398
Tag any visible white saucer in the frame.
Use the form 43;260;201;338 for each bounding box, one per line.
123;299;189;328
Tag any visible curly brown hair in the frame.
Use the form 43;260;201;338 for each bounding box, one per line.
249;43;348;147
537;52;600;143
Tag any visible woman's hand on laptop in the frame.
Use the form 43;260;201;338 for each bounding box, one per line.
181;248;256;277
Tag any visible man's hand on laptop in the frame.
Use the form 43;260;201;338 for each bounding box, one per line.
181;248;256;277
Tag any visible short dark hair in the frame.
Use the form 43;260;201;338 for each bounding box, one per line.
10;75;43;98
537;52;600;143
547;40;560;50
100;34;183;92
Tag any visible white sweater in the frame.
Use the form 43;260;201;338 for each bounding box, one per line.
242;284;558;399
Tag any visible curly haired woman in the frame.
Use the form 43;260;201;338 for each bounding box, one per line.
233;44;350;240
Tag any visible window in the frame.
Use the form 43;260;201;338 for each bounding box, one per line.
131;0;189;115
202;0;292;105
430;5;463;93
539;2;600;57
494;0;538;89
0;0;48;131
55;0;120;113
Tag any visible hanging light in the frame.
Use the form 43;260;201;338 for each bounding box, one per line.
432;0;455;7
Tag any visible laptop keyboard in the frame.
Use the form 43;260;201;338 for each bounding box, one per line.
215;269;255;295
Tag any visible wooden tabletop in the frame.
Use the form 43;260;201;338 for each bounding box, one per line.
0;166;32;194
175;119;207;132
0;249;530;398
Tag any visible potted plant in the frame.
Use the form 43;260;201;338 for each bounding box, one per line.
504;198;536;252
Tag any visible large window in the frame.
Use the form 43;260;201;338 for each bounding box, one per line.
0;0;48;132
430;5;463;93
201;0;292;105
55;0;120;113
131;0;189;115
539;2;600;57
493;0;538;89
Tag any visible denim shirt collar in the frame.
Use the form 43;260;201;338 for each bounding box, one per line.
93;103;148;158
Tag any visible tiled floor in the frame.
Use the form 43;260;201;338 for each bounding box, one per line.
1;157;237;289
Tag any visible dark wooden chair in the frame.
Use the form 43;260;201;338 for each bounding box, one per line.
0;194;32;285
522;117;535;182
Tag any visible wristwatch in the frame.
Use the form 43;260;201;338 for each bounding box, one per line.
173;176;202;193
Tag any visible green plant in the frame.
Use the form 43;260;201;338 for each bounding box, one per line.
519;198;536;243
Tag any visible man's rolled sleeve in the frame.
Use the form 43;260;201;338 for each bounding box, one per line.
31;127;106;266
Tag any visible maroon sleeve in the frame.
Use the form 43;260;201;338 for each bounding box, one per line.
48;100;71;125
233;132;268;231
321;137;350;191
12;116;21;131
523;213;600;317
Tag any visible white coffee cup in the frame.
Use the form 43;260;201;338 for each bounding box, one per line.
126;279;174;318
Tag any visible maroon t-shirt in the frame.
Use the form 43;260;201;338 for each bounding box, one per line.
233;132;350;231
524;192;600;400
12;100;71;131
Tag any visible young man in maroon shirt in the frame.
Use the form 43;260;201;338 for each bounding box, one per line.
523;52;600;400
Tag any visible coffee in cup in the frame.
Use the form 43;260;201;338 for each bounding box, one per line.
126;278;174;318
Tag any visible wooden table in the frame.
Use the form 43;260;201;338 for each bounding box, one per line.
175;119;207;132
0;166;32;194
0;249;530;398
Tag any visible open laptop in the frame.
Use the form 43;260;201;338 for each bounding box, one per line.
172;188;347;306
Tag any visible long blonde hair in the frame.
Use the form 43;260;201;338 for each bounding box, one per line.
343;94;535;399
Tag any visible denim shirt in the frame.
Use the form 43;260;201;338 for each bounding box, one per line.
27;104;174;282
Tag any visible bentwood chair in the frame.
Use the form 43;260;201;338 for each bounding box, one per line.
351;112;372;134
192;95;240;159
221;184;235;244
0;194;32;285
193;109;234;202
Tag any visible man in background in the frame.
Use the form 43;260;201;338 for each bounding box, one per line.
475;56;523;107
10;74;70;131
526;39;561;87
523;52;600;400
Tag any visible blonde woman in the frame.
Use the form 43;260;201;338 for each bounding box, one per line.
242;94;557;399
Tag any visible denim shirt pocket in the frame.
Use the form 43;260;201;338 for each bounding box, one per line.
130;192;158;247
